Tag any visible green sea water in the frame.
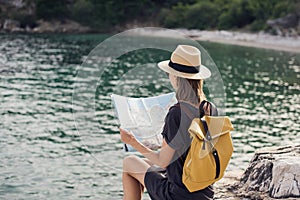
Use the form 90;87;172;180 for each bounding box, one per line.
0;34;299;199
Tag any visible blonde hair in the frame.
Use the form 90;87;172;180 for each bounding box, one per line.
176;77;206;106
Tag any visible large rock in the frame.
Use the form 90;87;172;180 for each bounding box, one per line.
267;11;300;36
270;156;300;198
214;171;242;200
231;145;300;199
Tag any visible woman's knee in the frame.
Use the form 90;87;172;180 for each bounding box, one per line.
123;155;139;171
123;155;148;187
123;155;150;174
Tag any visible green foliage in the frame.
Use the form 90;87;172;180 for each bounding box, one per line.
160;0;298;31
70;0;155;31
217;0;254;29
246;0;298;31
247;0;274;21
35;0;69;20
272;1;296;18
4;0;296;32
159;3;188;28
248;20;267;31
185;2;219;29
154;0;197;8
159;1;220;29
71;0;93;24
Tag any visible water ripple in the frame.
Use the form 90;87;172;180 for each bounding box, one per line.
0;34;299;199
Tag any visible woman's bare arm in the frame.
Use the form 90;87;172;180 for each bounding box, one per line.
120;128;175;168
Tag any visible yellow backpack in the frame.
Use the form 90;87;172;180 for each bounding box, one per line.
182;101;234;192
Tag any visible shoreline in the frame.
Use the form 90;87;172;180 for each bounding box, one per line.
2;27;300;53
189;30;300;53
130;28;300;54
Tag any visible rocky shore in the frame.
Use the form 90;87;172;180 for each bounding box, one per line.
214;145;300;200
1;0;300;54
2;21;299;54
0;19;92;34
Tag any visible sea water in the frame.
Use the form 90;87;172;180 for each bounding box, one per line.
0;34;299;199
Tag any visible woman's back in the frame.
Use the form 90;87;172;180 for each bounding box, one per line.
145;102;214;200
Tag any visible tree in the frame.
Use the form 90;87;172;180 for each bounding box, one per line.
218;0;254;29
35;0;69;20
185;1;220;29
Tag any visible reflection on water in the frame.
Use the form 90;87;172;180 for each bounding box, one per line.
205;43;300;168
0;34;299;199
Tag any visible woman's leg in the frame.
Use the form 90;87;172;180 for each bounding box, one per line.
122;155;151;200
122;171;143;200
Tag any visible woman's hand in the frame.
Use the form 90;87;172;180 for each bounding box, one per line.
120;128;136;145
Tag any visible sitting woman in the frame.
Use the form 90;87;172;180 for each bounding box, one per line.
120;45;214;200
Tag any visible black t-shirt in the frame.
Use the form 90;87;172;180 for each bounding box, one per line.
161;102;214;198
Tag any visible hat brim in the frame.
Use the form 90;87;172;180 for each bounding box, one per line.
158;60;211;80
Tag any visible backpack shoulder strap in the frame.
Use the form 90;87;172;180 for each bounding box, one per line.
199;100;218;118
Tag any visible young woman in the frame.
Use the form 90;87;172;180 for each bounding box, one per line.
120;45;214;200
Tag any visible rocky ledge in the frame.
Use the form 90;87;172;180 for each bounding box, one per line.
0;19;92;34
214;145;300;200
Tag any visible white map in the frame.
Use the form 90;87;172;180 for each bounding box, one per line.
111;92;177;152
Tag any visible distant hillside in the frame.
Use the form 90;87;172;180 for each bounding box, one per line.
0;0;299;35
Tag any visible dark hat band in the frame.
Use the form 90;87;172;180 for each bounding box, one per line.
168;60;200;74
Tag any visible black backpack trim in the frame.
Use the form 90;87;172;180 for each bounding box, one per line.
202;120;221;179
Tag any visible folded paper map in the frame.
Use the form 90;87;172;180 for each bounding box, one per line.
111;92;177;152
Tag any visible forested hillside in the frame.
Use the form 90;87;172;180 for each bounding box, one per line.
0;0;299;33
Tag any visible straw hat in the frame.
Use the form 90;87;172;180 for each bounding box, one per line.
158;45;211;79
